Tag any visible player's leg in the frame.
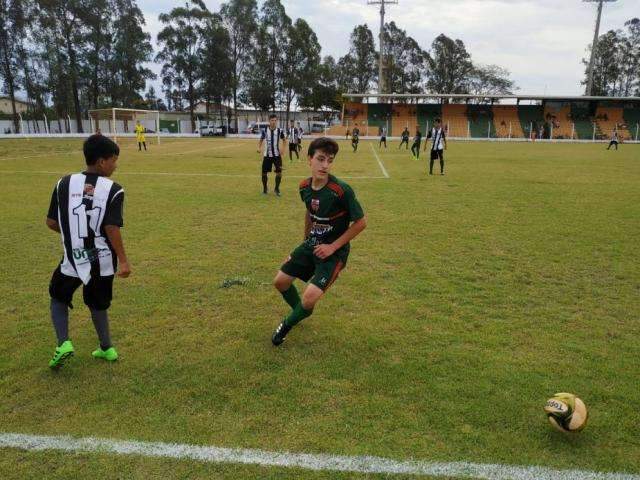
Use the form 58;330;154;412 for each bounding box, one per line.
440;151;445;174
289;144;293;161
274;157;283;196
261;157;271;194
429;150;436;174
48;266;81;368
83;275;118;361
273;270;299;308
143;141;147;151
138;142;142;151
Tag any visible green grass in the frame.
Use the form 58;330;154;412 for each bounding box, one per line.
0;137;639;479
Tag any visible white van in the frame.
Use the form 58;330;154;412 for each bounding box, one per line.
245;121;270;134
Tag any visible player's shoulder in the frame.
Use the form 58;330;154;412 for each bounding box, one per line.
327;175;353;198
299;177;312;190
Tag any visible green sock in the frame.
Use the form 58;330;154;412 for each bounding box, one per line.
281;285;301;309
284;302;313;327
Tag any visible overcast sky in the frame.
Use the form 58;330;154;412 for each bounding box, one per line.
139;0;638;97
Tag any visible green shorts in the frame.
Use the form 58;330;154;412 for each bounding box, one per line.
280;243;348;291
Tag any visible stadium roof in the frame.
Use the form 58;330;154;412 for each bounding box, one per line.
343;93;640;102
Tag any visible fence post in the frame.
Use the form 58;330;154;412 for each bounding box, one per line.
571;123;575;140
18;113;25;136
43;114;49;135
636;123;639;141
509;121;512;139
530;122;533;140
592;122;596;142
550;123;553;140
487;120;491;139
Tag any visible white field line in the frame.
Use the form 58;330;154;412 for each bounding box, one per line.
0;170;386;180
369;143;390;178
1;432;638;480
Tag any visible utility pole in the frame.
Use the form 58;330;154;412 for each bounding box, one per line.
367;0;398;94
583;0;618;96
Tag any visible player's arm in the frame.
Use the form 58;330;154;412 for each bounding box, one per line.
304;211;312;239
443;131;447;149
46;218;61;233
314;216;367;260
280;131;286;153
104;225;131;278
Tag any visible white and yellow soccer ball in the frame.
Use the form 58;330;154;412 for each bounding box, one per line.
544;393;588;433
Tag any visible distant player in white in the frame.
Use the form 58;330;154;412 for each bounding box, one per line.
607;130;619;150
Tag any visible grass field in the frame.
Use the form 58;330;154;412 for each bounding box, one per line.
0;137;639;479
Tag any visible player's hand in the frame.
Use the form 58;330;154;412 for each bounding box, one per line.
117;261;131;278
314;243;336;259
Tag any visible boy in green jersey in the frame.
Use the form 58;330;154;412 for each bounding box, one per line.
271;138;367;345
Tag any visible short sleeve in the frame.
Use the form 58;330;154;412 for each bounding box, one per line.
47;185;58;221
279;130;285;140
343;185;364;222
103;190;124;227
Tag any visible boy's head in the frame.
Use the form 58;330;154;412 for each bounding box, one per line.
83;134;120;177
290;120;295;125
435;118;442;127
269;114;277;129
307;137;339;180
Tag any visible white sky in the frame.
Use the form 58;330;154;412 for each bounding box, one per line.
139;0;639;97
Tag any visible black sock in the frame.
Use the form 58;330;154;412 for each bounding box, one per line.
90;308;112;350
440;159;444;173
50;298;69;346
143;142;147;151
429;158;434;173
262;174;268;192
275;174;282;192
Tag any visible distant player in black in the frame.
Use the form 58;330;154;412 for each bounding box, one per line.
411;128;422;159
379;126;387;149
607;130;619;150
399;127;410;149
351;124;360;152
258;114;286;195
425;118;447;175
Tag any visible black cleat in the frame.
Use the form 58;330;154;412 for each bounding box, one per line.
271;321;292;346
275;190;281;197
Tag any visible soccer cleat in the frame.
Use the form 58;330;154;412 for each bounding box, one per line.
49;340;75;369
262;190;268;195
271;320;292;346
275;190;281;197
92;346;118;362
441;172;445;175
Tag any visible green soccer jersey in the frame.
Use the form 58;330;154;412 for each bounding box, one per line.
299;175;364;253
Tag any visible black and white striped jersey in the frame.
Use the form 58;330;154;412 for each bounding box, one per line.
260;127;285;157
287;127;300;144
47;173;124;284
427;127;446;151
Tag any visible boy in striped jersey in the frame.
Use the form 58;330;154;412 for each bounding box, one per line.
271;137;367;346
258;114;286;195
46;135;131;369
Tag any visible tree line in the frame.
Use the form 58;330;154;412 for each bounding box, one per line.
582;18;640;97
1;0;518;134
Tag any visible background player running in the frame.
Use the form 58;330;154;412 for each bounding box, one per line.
46;135;131;369
271;137;367;346
287;120;300;161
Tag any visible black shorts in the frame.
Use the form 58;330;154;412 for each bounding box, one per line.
430;150;444;161
289;143;298;151
49;265;114;310
262;156;282;173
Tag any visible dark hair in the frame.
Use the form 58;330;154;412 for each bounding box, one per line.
308;137;339;157
269;114;277;120
83;134;120;165
435;118;441;123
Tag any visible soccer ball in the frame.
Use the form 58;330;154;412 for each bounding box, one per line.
544;393;588;432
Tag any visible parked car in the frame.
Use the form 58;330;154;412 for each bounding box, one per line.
196;123;224;136
245;121;270;134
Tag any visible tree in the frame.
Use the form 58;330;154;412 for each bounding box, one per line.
382;21;427;94
467;64;516;97
109;0;155;108
426;34;474;95
280;18;321;122
156;0;210;130
0;0;31;132
337;25;377;93
298;55;341;117
220;0;257;131
244;24;277;111
198;12;232;123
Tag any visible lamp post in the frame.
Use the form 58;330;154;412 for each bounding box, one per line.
583;0;619;96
